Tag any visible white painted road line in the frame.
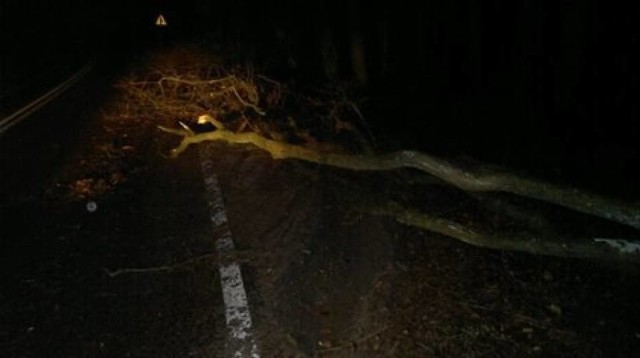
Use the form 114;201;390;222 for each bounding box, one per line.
0;61;95;135
200;153;260;358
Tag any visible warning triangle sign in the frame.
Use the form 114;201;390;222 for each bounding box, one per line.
155;14;168;26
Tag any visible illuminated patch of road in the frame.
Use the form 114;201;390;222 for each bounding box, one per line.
200;151;260;358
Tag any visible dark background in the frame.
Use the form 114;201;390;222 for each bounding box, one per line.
1;0;638;196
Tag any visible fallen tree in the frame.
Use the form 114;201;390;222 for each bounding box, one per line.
115;47;639;262
159;114;640;263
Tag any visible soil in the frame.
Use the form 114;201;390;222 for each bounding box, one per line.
1;45;639;358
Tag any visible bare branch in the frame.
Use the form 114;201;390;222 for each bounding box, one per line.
160;126;640;231
369;202;640;262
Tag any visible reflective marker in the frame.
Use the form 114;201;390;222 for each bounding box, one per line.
155;14;168;27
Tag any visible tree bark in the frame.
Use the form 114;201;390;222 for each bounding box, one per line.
160;115;640;232
370;202;640;263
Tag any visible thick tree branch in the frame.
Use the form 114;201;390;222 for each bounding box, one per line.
159;116;640;230
369;202;640;263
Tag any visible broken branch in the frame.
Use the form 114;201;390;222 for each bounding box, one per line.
159;122;640;230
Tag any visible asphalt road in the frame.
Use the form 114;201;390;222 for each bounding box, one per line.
1;46;640;357
0;56;395;357
0;64;228;356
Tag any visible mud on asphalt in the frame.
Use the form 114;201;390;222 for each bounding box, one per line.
2;48;640;358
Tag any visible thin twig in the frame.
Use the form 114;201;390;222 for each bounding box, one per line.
229;86;266;115
103;253;217;277
123;75;237;87
158;125;192;137
314;325;389;354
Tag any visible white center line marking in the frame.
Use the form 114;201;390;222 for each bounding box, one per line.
200;152;260;358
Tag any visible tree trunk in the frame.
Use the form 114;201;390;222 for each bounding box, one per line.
159;115;640;232
159;117;640;263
